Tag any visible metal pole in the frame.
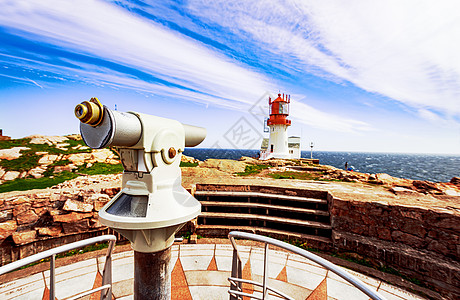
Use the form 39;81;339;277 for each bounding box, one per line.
134;247;171;300
50;254;55;300
262;243;269;299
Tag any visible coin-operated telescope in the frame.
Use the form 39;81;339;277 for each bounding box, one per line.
75;98;206;299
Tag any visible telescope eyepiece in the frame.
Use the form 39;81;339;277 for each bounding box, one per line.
75;97;104;127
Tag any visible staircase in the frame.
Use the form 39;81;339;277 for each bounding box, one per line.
194;184;332;248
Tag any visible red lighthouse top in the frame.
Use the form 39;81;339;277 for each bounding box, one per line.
267;93;291;126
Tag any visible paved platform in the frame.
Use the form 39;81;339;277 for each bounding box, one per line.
0;243;427;300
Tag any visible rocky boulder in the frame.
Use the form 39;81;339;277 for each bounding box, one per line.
2;171;21;181
12;230;37;245
239;156;260;164
374;173;413;188
28;166;47;179
0;147;30;160
66;134;82;141
63;199;93;212
412;180;443;194
27;135;68;146
199;159;247;173
38;154;60;165
181;154;200;164
450;177;460;186
0;220;18;241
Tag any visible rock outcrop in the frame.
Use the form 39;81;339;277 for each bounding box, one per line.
0;147;30;160
0;136;120;183
198;159;247;173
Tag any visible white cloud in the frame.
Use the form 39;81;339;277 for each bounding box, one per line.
187;0;460;116
0;0;369;133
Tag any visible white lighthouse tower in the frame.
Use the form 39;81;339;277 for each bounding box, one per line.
260;93;300;160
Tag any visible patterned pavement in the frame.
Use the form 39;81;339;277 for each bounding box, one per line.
0;243;427;300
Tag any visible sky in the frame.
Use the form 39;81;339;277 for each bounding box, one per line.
0;0;459;154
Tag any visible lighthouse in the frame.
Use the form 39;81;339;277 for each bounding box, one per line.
260;93;300;160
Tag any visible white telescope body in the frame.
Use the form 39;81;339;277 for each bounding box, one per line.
76;99;205;252
80;108;206;149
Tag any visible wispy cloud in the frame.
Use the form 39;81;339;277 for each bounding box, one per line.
187;0;460;117
0;0;369;133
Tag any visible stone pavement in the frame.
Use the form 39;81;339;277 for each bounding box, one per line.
0;243;427;300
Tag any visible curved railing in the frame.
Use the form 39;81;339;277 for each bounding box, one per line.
0;235;117;300
228;231;387;300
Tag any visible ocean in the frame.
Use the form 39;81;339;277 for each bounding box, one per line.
182;148;460;183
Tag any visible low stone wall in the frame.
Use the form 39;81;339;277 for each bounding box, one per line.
330;196;460;299
0;184;121;264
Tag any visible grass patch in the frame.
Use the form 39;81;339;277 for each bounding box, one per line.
270;171;321;180
180;161;198;167
0;138;31;149
78;162;123;175
0;152;41;172
0;138;91;173
270;171;346;182
288;239;321;253
18;242;110;270
56;242;109;258
0;171;79;193
181;231;203;239
53;159;72;166
0;137;124;193
236;164;270;176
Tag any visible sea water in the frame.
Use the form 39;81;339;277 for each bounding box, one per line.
183;148;460;183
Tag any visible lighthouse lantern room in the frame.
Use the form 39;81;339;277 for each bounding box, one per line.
260;93;300;160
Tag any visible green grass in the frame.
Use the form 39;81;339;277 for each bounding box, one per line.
0;161;123;193
270;171;320;180
78;162;123;175
0;137;124;193
0;171;79;193
236;164;270;176
0;152;41;172
180;161;198;167
18;242;110;270
52;159;72;166
0;138;92;173
269;171;345;182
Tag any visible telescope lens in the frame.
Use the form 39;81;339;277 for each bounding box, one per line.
76;106;83;117
75;98;104;127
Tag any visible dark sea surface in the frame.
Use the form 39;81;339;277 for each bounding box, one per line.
183;148;460;183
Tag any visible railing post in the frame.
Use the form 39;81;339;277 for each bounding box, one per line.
50;254;56;300
230;248;239;300
100;240;114;300
237;257;242;292
262;243;269;299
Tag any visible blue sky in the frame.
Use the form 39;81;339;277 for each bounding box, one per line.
0;0;459;154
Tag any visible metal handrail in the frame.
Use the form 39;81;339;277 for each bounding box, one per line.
228;231;387;300
0;235;116;300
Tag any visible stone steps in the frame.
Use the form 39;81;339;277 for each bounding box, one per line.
200;212;331;230
196;225;332;244
200;201;330;216
195;186;332;240
194;190;328;205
